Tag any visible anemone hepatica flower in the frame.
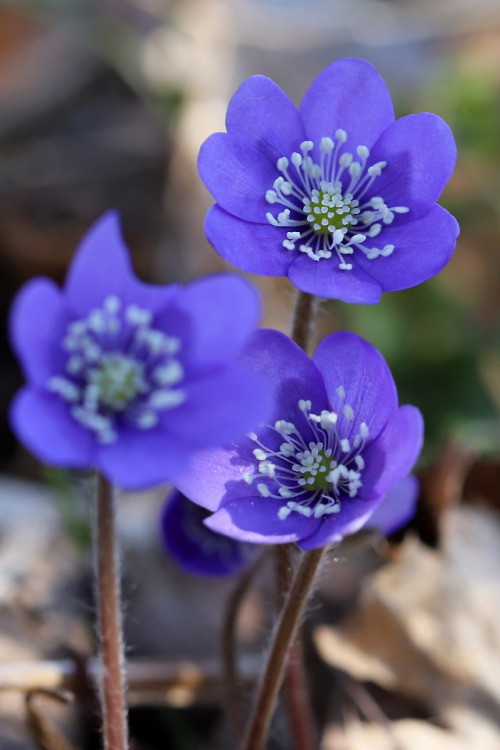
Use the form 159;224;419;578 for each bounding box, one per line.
174;330;423;550
9;212;272;490
161;489;255;577
199;58;459;303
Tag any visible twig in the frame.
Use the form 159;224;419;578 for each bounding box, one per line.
0;657;261;707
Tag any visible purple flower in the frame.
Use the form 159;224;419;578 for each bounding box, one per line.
367;474;419;536
160;489;256;577
174;330;423;550
9;212;272;490
198;58;459;303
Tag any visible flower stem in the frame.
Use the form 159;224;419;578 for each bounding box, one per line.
241;547;326;750
290;291;318;353
94;473;128;750
221;548;271;739
275;547;316;750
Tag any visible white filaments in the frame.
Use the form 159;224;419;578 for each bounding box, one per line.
265;132;409;269
47;295;185;443
245;389;370;520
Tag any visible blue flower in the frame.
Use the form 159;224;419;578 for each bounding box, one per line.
9;212;272;489
160;489;256;577
174;329;423;549
198;58;459;303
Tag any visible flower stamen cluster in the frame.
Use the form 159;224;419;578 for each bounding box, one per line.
265;133;409;269
48;295;184;443
244;387;369;520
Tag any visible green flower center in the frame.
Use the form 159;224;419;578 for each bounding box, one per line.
303;183;358;237
299;447;338;490
90;354;147;411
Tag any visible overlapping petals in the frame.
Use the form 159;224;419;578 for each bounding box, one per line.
176;329;423;549
9;211;272;489
160;490;255;577
199;57;459;302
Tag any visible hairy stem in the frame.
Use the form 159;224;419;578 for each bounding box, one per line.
221;549;271;739
95;473;128;750
275;545;317;750
241;547;326;750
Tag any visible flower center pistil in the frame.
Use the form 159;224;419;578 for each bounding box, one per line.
90;354;147;411
265;131;409;269
47;295;185;443
244;388;369;520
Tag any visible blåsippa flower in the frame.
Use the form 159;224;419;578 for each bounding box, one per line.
199;58;459;303
161;489;255;577
9;212;272;490
174;330;423;549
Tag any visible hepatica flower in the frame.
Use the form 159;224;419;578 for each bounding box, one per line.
175;330;423;550
199;58;459;303
9;212;272;490
161;489;255;577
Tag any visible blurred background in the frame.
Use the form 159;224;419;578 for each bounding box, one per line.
1;1;500;749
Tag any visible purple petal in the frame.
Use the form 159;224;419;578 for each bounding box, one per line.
364;405;424;496
160;490;252;577
312;332;398;440
97;426;195;490
65;211;179;316
165;365;273;449
288;254;382;303
205;206;291;276
198;133;277;223
172;273;263;368
174;443;256;512
10;388;95;468
239;329;329;422
356;205;459;291
300;59;394;153
367;475;419;535
205;498;322;545
366;113;457;220
226;75;307;162
9;279;67;387
298;495;380;550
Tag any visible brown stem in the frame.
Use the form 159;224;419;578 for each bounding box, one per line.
241;547;326;750
290;291;318;353
95;474;128;750
221;548;271;738
275;545;316;750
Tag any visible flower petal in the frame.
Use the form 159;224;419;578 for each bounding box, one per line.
300;58;395;153
10;279;67;387
312;331;398;440
164;365;273;449
205;498;322;545
10;388;95;468
298;495;380;550
364;405;424;496
239;329;329;422
356;205;459;291
366;113;457;220
288;254;382;303
172;273;263;368
367;475;419;535
161;490;252;577
205;206;292;276
198;133;277;223
97;427;195;490
65;211;179;315
174;442;257;512
226;75;307;162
